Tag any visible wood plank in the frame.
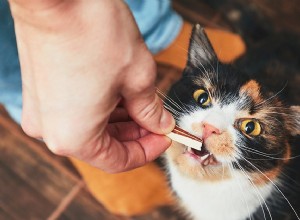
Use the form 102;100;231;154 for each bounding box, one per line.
0;107;87;219
173;0;231;30
0;106;81;182
0;106;126;219
57;187;121;220
0;164;56;219
0;122;78;206
0;207;18;220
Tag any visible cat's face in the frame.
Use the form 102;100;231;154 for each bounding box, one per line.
165;24;300;184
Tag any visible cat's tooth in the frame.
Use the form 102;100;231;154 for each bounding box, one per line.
201;154;210;161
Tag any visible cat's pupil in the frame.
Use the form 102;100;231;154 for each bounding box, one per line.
245;121;255;134
198;93;208;105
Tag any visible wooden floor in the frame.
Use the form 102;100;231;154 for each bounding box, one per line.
1;0;299;219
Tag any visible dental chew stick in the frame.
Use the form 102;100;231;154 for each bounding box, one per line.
167;126;202;150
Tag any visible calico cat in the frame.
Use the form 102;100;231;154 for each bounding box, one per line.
163;24;300;220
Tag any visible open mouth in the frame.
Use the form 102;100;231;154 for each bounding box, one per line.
185;144;219;166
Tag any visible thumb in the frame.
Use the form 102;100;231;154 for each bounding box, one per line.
124;87;175;134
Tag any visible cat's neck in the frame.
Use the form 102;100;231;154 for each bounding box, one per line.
166;156;274;220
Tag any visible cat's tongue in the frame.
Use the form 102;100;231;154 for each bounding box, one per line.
189;146;218;166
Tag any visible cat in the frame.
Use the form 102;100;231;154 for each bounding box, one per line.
163;24;300;220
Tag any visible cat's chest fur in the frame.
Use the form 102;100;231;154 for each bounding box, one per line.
167;160;274;220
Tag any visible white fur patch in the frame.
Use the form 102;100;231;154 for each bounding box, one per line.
178;102;241;162
167;160;274;220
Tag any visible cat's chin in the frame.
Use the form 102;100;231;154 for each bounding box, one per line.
166;142;232;181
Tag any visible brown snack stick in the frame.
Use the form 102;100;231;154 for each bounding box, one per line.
166;125;202;150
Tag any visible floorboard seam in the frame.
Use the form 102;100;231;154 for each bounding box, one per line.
47;180;85;220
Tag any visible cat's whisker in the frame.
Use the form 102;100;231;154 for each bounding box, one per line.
238;142;300;160
239;154;300;220
228;163;254;220
235;150;294;192
277;166;300;188
234;161;272;220
173;91;191;113
156;88;186;112
239;144;283;156
163;103;181;116
221;162;225;181
256;83;287;107
238;146;296;160
163;107;181;120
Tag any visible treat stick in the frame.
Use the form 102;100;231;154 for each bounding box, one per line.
167;126;202;150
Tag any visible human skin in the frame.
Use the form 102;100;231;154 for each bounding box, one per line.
8;0;175;173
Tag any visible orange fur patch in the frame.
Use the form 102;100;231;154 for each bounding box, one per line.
193;78;213;92
240;80;262;103
205;132;235;157
251;167;281;186
252;142;291;186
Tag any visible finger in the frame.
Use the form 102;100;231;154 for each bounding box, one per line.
89;131;172;173
124;88;175;135
107;121;149;141
121;50;175;135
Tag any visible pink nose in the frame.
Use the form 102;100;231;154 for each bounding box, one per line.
202;123;221;140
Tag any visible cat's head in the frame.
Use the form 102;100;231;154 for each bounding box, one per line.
165;24;300;184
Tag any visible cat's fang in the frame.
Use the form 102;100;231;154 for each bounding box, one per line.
200;154;210;161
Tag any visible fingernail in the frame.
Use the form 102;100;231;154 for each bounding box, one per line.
160;109;175;133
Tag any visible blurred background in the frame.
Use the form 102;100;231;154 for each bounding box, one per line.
0;0;299;219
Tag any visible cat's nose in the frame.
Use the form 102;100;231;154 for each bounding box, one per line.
202;123;221;140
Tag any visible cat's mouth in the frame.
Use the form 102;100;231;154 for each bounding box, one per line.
185;144;219;166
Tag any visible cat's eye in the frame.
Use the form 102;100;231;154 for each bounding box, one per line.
240;119;261;136
193;89;211;108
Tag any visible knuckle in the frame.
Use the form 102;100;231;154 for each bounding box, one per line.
126;56;157;94
21;118;41;138
137;100;160;122
44;137;70;156
43;127;75;156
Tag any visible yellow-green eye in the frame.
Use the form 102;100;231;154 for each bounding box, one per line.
193;89;211;107
240;119;261;136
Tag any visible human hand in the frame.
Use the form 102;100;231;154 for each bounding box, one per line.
9;0;175;172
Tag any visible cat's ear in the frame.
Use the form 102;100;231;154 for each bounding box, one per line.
187;24;218;68
286;106;300;136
